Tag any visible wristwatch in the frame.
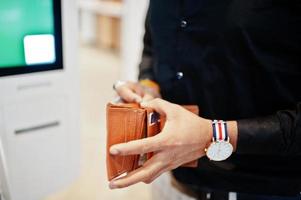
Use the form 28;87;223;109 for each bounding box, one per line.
205;120;233;161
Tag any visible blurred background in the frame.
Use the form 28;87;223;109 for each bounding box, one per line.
47;0;151;199
0;0;195;199
49;1;149;199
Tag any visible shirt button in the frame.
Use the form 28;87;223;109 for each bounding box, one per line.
180;20;187;28
176;72;184;80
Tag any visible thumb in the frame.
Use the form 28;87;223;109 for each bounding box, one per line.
142;93;155;102
140;98;173;117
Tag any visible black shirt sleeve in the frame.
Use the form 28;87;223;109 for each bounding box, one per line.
138;7;155;81
236;102;301;156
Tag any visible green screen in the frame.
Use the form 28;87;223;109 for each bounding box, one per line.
0;0;54;68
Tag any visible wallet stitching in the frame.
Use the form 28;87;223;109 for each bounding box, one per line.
131;111;139;170
120;111;128;174
137;111;147;167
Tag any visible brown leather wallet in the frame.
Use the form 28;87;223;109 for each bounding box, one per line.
106;103;199;181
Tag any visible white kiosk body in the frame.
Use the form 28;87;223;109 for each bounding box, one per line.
0;0;80;199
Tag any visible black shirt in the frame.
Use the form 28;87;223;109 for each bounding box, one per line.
139;0;301;196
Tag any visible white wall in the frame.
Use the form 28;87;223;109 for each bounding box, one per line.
120;0;149;81
78;0;149;81
80;10;97;44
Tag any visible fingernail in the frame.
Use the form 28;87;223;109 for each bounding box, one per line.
109;182;117;189
110;148;120;155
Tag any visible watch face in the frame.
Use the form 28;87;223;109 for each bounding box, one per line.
206;141;233;161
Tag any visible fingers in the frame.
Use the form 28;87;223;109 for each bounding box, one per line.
132;83;145;97
109;147;204;189
140;98;175;117
116;85;142;103
109;154;165;189
115;81;161;103
142;93;155;102
110;134;166;156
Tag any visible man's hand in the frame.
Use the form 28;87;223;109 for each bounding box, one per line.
114;81;160;103
108;98;212;189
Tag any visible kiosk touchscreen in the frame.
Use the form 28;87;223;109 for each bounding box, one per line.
0;0;63;76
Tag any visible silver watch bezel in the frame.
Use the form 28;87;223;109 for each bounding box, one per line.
206;140;233;161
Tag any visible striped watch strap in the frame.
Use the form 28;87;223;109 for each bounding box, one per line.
212;120;229;142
